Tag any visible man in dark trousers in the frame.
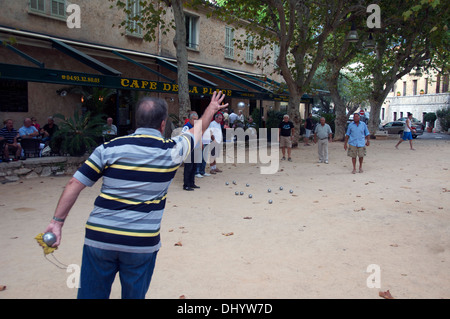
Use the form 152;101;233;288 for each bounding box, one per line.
182;112;199;191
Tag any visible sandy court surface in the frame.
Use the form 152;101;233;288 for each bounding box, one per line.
0;137;449;299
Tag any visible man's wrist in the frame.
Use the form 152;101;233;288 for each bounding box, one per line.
52;216;65;223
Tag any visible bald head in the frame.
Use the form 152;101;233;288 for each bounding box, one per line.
135;97;168;130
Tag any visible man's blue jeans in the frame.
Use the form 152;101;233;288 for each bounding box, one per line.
77;245;158;299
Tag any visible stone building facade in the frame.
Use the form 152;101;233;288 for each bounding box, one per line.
382;69;450;131
0;0;286;133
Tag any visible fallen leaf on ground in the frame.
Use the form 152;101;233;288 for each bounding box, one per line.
0;285;6;291
174;241;182;246
179;295;186;299
222;232;234;236
243;217;252;219
379;290;394;299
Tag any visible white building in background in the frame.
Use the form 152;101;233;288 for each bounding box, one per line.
382;69;450;131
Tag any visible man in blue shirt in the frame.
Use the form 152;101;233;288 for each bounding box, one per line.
344;113;370;174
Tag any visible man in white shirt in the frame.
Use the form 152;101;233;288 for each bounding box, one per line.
228;110;238;127
206;113;223;174
395;112;415;150
313;117;333;164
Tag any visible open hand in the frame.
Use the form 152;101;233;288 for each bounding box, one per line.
208;91;229;113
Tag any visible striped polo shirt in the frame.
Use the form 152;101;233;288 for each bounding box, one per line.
0;127;19;143
73;128;194;253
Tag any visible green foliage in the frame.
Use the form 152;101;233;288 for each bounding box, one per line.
52;111;105;156
424;112;437;128
436;107;450;131
265;110;284;129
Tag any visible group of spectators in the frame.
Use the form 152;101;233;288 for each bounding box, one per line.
0;117;58;161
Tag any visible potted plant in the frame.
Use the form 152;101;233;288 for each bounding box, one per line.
52;111;105;156
423;112;437;132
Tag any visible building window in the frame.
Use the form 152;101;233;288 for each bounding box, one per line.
424;78;428;94
413;80;417;95
245;36;254;64
185;14;199;50
436;74;441;93
443;74;449;92
127;0;142;37
51;0;65;18
403;81;407;96
30;0;45;13
225;27;234;59
0;79;28;112
393;112;397;121
29;0;66;19
381;108;385;120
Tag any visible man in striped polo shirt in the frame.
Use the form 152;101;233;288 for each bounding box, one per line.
0;119;22;161
44;92;228;299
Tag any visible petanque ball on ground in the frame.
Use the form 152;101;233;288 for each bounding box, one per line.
246;183;250;187
240;191;244;195
280;186;283;190
235;191;239;195
268;188;271;193
225;182;229;185
290;189;294;194
248;194;252;198
268;199;273;204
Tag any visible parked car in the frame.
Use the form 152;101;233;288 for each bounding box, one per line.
398;117;424;130
379;121;423;138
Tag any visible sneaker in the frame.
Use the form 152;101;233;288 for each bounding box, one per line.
210;170;216;174
183;186;194;191
281;157;286;160
325;161;329;164
214;168;222;173
288;158;292;162
195;174;204;178
203;173;211;177
318;160;323;163
191;185;200;189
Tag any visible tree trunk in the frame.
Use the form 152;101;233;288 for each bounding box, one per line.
287;93;302;147
171;0;191;120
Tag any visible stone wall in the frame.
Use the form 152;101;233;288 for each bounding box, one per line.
0;156;87;183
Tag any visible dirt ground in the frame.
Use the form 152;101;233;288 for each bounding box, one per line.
0;137;449;299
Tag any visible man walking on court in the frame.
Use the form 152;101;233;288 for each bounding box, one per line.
43;92;228;299
344;113;370;174
395;112;415;150
314;117;333;164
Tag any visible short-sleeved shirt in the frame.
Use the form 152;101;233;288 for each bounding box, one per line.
346;121;370;147
74;128;194;254
315;123;332;139
0;127;19;144
279;121;295;136
19;125;38;138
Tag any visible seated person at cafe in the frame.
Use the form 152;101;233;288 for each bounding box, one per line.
19;117;45;156
0;119;22;161
41;116;59;143
103;117;118;136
